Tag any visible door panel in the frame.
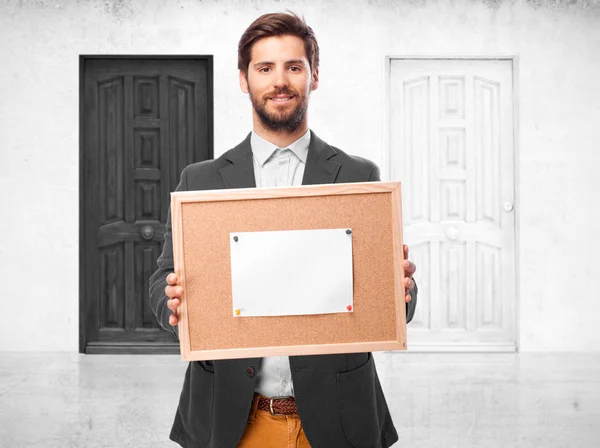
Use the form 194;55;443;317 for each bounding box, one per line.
81;57;213;354
389;59;516;351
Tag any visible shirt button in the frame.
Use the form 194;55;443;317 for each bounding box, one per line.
246;367;255;378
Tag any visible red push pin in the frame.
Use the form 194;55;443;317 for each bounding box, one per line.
346;305;353;311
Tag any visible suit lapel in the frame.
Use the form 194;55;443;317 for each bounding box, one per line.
219;133;257;189
302;131;341;185
219;130;341;189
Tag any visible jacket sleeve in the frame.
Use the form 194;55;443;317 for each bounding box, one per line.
369;163;418;324
406;280;418;324
148;167;189;338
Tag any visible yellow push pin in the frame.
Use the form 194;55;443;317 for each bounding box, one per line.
235;309;241;316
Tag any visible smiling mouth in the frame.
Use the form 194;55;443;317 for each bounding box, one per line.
269;95;294;103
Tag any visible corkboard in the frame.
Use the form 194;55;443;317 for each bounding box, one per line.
171;182;406;361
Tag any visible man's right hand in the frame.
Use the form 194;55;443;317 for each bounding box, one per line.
165;273;183;326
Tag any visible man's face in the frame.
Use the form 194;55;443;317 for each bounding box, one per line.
240;35;319;133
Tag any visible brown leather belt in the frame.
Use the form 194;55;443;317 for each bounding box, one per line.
257;396;298;416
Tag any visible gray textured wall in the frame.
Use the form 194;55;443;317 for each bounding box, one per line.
1;0;599;350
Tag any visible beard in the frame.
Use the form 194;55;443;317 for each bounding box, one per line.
249;86;310;133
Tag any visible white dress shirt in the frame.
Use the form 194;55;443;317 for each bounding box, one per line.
250;129;311;398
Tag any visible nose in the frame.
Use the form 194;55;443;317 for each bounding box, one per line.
273;67;289;89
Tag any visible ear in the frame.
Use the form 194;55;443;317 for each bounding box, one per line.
310;68;319;92
239;70;249;94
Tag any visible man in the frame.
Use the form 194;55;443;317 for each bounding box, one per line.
149;12;418;448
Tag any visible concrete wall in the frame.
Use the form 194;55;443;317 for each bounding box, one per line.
1;0;599;351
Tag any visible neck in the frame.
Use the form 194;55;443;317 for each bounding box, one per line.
252;114;309;148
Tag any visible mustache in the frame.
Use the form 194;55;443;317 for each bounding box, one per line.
263;87;297;99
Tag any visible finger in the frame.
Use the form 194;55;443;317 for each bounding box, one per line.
403;260;416;276
167;298;180;312
165;285;183;299
403;276;415;291
169;314;179;326
166;273;178;285
405;293;411;303
403;245;409;259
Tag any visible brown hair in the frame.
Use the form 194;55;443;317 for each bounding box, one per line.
238;11;320;76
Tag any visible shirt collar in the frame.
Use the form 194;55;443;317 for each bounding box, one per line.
250;129;311;166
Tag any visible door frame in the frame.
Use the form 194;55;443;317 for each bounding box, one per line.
78;55;214;353
382;55;520;352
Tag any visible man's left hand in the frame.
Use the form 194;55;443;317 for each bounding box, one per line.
403;244;417;303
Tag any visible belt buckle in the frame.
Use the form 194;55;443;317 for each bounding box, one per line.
269;396;290;416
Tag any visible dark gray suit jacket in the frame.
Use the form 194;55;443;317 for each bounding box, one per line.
149;131;418;448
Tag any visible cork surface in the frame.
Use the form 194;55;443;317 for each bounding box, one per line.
181;192;398;351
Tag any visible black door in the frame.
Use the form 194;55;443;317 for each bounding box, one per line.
80;56;213;354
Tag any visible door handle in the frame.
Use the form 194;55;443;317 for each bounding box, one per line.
141;225;154;240
446;226;459;240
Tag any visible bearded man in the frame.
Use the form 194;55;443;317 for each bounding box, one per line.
149;11;418;448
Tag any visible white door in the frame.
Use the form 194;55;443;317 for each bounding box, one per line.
388;58;516;351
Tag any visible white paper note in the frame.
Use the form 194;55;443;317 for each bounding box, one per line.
230;228;354;317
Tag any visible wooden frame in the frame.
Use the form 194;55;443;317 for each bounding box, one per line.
171;181;407;361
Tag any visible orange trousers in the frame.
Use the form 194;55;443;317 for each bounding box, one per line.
237;394;312;448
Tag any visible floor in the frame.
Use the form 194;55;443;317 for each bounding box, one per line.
0;353;598;447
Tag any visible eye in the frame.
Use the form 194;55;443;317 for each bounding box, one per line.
288;66;302;72
259;67;272;73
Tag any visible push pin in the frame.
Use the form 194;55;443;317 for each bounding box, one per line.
233;236;239;242
346;229;352;235
235;309;241;316
346;305;353;311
